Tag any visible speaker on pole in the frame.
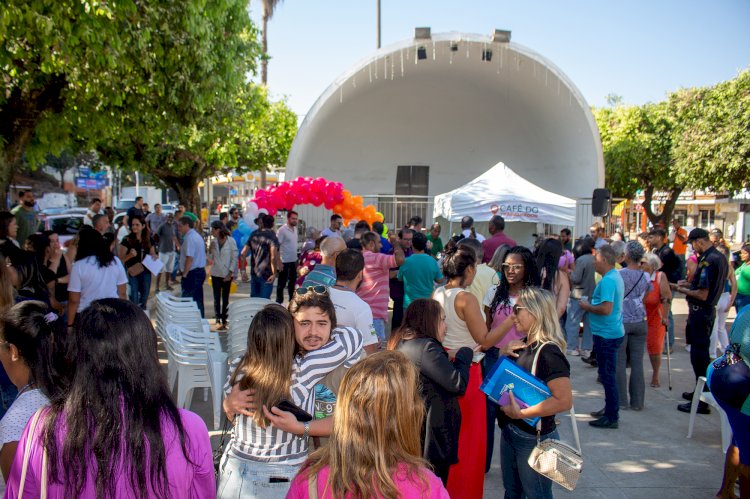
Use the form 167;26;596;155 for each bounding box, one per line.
592;189;611;217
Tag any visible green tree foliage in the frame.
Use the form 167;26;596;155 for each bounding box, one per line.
1;0;292;211
594;102;678;226
45;150;99;188
596;69;750;227
669;70;750;192
0;1;128;205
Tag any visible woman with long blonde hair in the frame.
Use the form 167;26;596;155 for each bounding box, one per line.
498;287;573;499
287;351;449;498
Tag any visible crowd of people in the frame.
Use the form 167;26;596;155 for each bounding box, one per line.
0;189;749;497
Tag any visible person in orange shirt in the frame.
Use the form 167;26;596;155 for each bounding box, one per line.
671;219;688;271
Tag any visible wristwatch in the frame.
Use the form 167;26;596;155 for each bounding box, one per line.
301;421;310;440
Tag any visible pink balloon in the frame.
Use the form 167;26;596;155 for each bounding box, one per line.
267;207;277;216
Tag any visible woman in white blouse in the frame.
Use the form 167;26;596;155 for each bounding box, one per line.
0;301;67;479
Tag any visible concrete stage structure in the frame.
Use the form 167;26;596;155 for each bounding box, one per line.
286;30;604;236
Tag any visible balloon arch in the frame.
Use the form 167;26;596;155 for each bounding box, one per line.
243;176;382;227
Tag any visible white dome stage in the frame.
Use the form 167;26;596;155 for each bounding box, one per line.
286;30;604;235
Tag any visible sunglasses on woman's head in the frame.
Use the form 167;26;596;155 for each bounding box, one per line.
295;285;328;296
512;304;527;315
502;263;524;272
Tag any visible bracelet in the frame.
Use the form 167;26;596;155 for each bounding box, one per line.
301;421;310;440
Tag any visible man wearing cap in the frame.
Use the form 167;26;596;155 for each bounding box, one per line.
672;228;728;415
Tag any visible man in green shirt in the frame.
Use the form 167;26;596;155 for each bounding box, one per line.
11;190;39;246
398;232;443;309
426;222;443;257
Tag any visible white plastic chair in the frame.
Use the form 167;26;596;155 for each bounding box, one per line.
226;298;273;358
164;324;227;430
686;376;732;453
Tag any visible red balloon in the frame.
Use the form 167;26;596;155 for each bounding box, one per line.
330;190;344;204
267;207;277;216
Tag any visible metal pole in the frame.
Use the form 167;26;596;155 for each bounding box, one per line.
376;0;381;49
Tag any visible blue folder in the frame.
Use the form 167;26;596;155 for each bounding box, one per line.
480;355;551;426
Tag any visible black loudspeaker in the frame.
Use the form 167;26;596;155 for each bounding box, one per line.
592;189;611;217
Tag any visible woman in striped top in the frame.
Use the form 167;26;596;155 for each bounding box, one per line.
217;289;363;498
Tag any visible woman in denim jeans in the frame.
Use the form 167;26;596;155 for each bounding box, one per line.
498;287;573;499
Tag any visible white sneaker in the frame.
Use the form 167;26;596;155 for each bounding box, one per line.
580;349;592;358
685;345;691;353
567;349;581;356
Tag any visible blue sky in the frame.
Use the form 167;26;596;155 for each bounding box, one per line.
249;0;750;118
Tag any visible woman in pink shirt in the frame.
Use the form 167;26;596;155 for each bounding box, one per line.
286;351;449;499
4;299;214;498
481;246;540;472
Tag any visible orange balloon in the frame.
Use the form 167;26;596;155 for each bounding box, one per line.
342;207;353;219
332;203;344;215
342;190;352;202
351;195;363;207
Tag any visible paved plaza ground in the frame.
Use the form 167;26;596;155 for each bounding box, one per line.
188;281;732;498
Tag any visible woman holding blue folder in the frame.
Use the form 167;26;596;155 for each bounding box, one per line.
433;245;530;499
498;287;573;499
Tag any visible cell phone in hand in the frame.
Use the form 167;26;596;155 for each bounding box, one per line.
276;400;313;422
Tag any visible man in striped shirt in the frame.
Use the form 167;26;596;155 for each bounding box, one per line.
357;231;405;343
220;298;363;491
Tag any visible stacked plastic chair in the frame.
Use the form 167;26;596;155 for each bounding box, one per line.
154;292;227;430
226;298;274;359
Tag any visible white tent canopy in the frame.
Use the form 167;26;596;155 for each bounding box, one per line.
433;162;576;225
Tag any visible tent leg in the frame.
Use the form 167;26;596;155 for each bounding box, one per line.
448;221;453;238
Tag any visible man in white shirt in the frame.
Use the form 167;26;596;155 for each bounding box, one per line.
178;216;207;317
459;238;497;307
83;198;102;226
320;214;343;238
276;210;299;304
329;249;380;354
460;215;485;242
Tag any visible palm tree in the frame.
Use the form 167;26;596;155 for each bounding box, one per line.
259;0;283;187
260;0;283;85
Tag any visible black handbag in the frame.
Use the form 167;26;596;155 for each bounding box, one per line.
213;418;231;478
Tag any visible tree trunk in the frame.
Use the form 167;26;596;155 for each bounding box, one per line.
0;157;13;210
60;170;65;189
643;185;683;229
0;75;67;205
167;178;200;214
261;14;269;85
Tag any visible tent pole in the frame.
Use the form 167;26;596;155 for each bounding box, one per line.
448;220;453;238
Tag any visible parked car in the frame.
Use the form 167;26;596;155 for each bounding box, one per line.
39;207;69;216
37;213;85;249
64;207;88;215
115;199;136;212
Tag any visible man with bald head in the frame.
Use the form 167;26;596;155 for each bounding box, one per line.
301;235;346;288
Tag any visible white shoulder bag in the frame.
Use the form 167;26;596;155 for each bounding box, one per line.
526;342;584;491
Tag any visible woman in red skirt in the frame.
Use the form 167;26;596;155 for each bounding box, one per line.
433;244;520;498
